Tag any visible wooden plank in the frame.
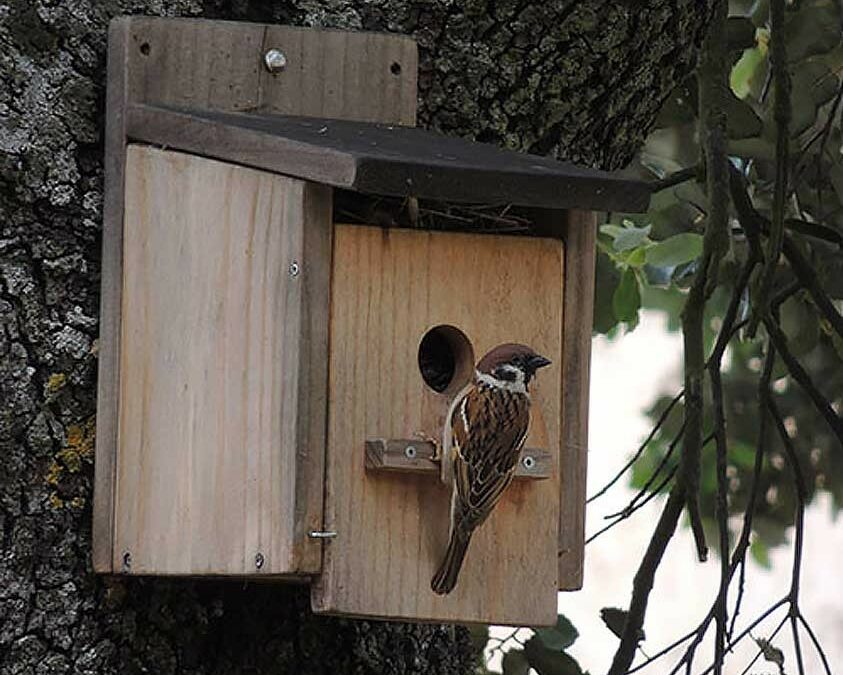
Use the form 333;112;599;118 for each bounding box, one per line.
93;19;131;573
114;146;328;576
124;17;418;124
364;440;553;480
124;105;652;214
312;225;564;626
557;210;596;590
292;181;334;570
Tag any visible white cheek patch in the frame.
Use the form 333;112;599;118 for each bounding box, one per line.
475;369;528;394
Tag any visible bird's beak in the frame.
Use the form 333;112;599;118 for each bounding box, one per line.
528;354;552;371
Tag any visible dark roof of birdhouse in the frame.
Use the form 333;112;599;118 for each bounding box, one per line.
126;103;651;213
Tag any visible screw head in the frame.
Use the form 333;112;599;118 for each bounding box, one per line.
404;445;417;459
264;48;287;73
289;261;300;277
521;455;536;470
255;552;265;569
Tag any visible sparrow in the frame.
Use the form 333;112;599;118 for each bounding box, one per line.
431;343;551;595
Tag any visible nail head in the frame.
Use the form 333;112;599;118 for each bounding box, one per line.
264;48;287;73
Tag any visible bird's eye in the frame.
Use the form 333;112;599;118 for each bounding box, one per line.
494;366;518;382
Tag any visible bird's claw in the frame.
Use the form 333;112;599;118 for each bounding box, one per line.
413;430;442;461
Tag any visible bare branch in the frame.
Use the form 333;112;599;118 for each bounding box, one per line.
750;0;790;335
606;488;686;675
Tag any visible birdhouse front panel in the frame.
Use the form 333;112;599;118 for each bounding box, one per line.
311;225;564;626
113;145;331;576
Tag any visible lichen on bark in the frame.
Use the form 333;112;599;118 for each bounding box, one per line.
1;1;710;673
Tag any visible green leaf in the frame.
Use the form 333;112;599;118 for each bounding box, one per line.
645;233;704;268
523;637;584;675
613;269;641;323
600;607;646;643
599;223;627;238
625;246;648;269
502;649;531;675
534;614;579;651
613;225;652;252
731;42;768;99
594;252;622;334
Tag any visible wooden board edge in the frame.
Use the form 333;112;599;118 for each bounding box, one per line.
311;587;558;627
557;209;596;590
125;104;360;188
92;17;131;574
289;182;333;573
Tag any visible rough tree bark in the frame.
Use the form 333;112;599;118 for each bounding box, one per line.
0;2;712;674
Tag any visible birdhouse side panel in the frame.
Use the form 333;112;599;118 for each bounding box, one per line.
113;146;329;576
314;225;564;626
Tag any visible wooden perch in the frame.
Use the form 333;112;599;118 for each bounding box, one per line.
364;438;552;479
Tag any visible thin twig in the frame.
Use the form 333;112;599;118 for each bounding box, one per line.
587;390;684;504
763;316;843;444
586;466;678;545
602;422;689;520
765;334;809;675
798;614;833;675
736;615;788;675
696;599;789;675
626;629;697;673
728;344;775;642
728;163;843;341
781;235;843;339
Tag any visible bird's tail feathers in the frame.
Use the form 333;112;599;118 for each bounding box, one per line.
431;528;471;595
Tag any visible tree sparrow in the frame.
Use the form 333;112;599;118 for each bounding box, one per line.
431;343;551;595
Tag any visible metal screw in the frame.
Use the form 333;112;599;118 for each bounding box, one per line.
264;48;287;73
308;530;338;539
522;455;536;470
255;552;265;569
404;445;417;459
121;551;132;572
288;261;300;277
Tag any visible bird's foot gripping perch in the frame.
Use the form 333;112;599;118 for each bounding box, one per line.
413;430;442;462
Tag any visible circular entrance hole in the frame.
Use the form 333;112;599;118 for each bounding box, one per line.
418;325;474;394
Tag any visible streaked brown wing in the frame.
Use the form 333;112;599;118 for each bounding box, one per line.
449;385;530;529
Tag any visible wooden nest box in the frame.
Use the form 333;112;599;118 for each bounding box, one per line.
93;16;650;626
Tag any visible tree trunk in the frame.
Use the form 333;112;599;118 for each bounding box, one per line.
0;2;711;673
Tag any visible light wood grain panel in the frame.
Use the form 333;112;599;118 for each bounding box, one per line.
114;146;328;576
312;225;564;626
123;17;417;124
557;210;596;590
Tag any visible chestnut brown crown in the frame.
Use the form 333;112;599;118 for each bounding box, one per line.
476;343;551;387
